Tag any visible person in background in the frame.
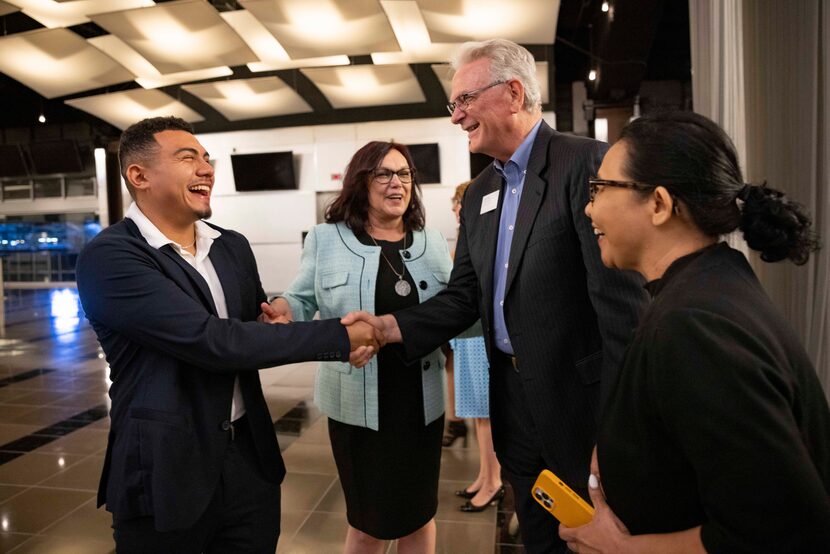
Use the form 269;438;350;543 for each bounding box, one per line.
261;141;452;554
76;117;379;554
343;39;648;553
448;180;505;513
560;110;830;553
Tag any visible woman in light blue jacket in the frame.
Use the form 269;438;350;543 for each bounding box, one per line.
267;141;452;554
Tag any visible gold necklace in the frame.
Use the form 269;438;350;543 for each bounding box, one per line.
367;230;411;297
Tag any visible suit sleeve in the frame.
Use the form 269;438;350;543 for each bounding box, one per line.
652;309;830;553
569;141;648;406
282;226;320;322
77;235;350;372
395;203;482;360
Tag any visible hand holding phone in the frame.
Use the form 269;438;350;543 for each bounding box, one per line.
531;469;594;527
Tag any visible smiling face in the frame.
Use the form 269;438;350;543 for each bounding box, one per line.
584;141;654;272
135;130;214;226
449;57;517;161
366;148;412;227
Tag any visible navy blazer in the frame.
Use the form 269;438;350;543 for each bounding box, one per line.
395;121;648;487
77;218;349;531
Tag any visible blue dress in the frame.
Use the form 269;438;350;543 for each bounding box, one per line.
450;321;490;418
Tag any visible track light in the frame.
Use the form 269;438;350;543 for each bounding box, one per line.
588;69;597;81
38;113;46;123
601;1;610;13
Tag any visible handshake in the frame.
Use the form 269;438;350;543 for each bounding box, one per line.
259;298;403;368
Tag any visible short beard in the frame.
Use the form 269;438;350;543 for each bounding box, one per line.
194;207;212;220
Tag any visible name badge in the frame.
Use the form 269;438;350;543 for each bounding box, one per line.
480;190;499;214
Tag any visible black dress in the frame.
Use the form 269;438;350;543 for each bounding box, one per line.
598;243;830;553
328;231;444;540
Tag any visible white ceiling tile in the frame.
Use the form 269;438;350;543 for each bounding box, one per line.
182;77;313;121
415;0;560;44
6;0;154;28
65;89;204;130
0;28;134;98
240;0;400;59
89;0;257;74
301;65;425;109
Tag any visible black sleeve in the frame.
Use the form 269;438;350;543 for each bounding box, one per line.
77;236;350;372
651;309;830;553
568;140;647;406
395;195;481;360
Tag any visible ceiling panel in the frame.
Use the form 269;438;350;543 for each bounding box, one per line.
90;0;257;74
240;0;400;59
65;89;204;130
415;0;560;44
431;61;549;103
0;1;19;17
219;9;349;72
182;76;313;121
301;65;425;109
87;34;232;89
0;27;134;98
6;0;154;28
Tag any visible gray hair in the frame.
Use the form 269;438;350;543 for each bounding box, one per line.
450;39;542;112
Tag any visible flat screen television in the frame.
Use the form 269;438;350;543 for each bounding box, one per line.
470;152;494;179
405;143;440;184
0;144;29;177
29;140;85;175
231;151;297;191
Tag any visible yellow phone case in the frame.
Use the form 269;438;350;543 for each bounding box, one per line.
531;469;595;527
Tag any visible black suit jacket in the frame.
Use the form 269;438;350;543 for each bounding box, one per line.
77;218;349;531
396;121;648;485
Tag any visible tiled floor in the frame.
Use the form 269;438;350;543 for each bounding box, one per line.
0;290;523;553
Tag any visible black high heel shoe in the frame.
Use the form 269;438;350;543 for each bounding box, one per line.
442;419;467;447
460;486;506;512
454;486;479;499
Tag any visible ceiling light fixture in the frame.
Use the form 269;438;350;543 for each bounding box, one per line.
601;2;610;13
38;113;46;123
588;69;597;81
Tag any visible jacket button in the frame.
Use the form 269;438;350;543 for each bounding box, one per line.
419;280;427;290
403;250;411;259
221;420;231;431
423;361;431;371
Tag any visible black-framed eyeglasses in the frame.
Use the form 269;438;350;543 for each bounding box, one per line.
373;168;414;184
446;81;506;114
588;178;657;203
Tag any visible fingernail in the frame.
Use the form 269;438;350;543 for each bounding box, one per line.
588;474;599;489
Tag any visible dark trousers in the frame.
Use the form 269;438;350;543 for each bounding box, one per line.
112;417;281;554
491;352;571;554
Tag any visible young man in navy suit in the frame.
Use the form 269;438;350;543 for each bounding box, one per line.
77;117;380;553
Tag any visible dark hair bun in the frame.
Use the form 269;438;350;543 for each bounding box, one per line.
739;184;819;265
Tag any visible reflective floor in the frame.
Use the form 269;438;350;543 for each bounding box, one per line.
0;290;524;553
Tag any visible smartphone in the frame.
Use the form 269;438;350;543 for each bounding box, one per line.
531;469;594;527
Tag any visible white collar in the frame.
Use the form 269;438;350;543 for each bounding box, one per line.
125;202;220;251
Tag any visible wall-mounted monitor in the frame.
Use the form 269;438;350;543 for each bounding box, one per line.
470;152;494;180
0;144;30;177
28;140;85;175
406;143;440;184
231;151;297;191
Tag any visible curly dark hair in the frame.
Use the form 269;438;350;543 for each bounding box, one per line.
619;111;819;265
325;141;425;232
118;116;194;198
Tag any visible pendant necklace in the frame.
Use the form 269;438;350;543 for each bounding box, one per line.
367;229;411;297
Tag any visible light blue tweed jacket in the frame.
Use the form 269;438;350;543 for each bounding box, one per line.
283;221;453;430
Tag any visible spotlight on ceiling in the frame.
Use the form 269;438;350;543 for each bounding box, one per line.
38;113;46;123
588;69;597;81
601;1;610;13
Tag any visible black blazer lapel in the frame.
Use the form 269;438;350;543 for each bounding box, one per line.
504;124;552;295
158;246;219;316
206;237;243;319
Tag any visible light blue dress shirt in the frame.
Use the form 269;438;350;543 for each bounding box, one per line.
492;118;543;355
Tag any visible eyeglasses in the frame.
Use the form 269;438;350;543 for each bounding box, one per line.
373;168;414;184
446;81;506;114
588;178;657;203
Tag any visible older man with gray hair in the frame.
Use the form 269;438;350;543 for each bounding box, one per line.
343;39;646;552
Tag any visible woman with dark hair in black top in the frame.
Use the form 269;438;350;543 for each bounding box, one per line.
560;111;829;553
